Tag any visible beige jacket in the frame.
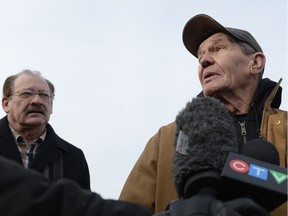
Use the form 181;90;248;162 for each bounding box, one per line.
119;81;287;215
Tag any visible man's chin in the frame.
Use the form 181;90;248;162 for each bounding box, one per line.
23;118;47;127
202;84;223;96
203;89;216;97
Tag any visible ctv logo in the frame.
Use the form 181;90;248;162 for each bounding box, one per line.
229;160;288;184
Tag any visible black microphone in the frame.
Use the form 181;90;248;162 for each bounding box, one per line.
222;138;287;212
240;138;280;165
172;96;238;200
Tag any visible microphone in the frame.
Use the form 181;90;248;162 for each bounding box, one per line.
222;138;287;212
154;96;271;216
172;96;238;200
171;96;287;213
239;138;280;165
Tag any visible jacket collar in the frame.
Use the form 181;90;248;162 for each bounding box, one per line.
261;78;282;112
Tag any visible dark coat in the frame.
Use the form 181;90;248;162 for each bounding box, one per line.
0;156;151;216
0;116;90;190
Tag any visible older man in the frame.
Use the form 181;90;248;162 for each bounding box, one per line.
119;14;287;216
0;69;90;189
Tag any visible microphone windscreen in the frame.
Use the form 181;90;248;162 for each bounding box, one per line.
173;96;238;198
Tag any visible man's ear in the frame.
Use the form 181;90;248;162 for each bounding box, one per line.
250;52;266;75
2;98;9;113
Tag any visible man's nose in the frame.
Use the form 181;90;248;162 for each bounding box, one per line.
30;93;44;104
199;52;214;68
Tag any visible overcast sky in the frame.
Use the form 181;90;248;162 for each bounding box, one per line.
0;0;287;199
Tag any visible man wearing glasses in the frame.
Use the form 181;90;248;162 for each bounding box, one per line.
0;69;90;190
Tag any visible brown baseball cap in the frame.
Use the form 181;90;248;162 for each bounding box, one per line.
182;14;263;57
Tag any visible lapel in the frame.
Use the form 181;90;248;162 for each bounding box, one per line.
30;124;66;171
0;117;23;165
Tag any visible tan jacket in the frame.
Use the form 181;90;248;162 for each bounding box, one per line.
119;82;287;215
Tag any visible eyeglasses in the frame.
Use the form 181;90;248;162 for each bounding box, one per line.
12;89;54;100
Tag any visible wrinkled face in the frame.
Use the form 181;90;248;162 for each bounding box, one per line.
2;74;53;130
197;32;253;96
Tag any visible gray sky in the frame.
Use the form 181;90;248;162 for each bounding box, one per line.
0;0;287;199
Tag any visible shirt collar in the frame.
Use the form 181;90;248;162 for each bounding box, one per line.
9;125;46;145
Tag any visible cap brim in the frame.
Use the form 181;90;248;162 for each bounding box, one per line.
183;14;235;57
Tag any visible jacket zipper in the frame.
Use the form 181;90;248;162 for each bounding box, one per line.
239;121;247;144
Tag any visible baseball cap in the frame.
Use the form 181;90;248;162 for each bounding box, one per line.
182;14;263;57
